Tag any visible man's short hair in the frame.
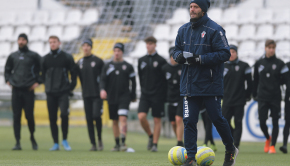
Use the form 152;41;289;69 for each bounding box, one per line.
49;35;60;42
144;36;157;44
265;39;276;47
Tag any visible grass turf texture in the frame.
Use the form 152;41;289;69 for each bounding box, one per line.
0;126;288;166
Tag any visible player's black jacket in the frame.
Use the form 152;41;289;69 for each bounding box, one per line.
162;63;182;103
76;55;104;98
138;52;167;101
100;60;136;104
253;55;289;101
42;49;77;94
284;62;290;103
4;46;41;89
223;58;252;106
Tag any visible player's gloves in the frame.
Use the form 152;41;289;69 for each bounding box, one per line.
174;53;186;64
187;54;201;65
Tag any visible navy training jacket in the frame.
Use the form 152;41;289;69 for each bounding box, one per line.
173;13;231;97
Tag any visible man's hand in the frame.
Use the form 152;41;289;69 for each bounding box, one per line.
29;83;39;91
175;53;186;64
187;54;201;65
6;82;11;87
100;90;107;100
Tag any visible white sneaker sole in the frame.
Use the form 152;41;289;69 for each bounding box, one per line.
232;147;239;166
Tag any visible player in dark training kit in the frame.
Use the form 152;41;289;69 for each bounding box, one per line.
100;43;136;152
42;36;77;151
253;39;289;154
76;39;104;151
173;1;238;165
222;45;252;149
5;33;41;150
162;47;184;147
137;36;167;152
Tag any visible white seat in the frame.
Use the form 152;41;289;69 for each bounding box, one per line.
273;25;290;40
255;24;273;41
255;41;265;56
0;12;16;26
62;26;80;42
153;24;170;41
238;41;256;57
64;10;82;25
276;41;290;57
46;26;63;39
166;8;189;25
12;26;30;41
30;26;47;42
237;25;256;41
31;11;49;26
228;40;238;46
169;24;183;41
256;9;273;24
14;12;33;26
0;26;14;41
207;8;222;24
11;42;18;52
43;43;50;55
156;41;169;59
129;41;146;58
29;42;44;56
221;8;238;25
79;9;98;25
224;25;238;40
0;42;11;57
272;9;290;24
47;11;66;25
238;9;255;25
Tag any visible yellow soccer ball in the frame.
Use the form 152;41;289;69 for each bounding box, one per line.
168;146;188;165
196;146;215;166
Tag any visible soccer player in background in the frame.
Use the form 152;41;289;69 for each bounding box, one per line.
100;43;136;152
76;39;104;151
137;36;167;152
173;1;238;165
4;33;41;150
253;39;289;154
162;46;184;147
42;36;77;151
222;45;252;150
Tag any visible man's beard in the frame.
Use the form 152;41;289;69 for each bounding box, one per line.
190;12;203;22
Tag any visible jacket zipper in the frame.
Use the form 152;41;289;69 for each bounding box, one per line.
186;29;193;96
210;69;213;83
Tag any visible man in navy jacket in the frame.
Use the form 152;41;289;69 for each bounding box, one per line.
173;1;237;165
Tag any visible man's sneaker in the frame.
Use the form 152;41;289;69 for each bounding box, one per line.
264;136;271;153
120;144;128;151
223;147;239;166
90;145;97;151
49;143;59;151
32;141;38;150
268;146;276;154
12;143;22;150
62;140;72;151
151;145;158;152
279;146;288;154
210;144;217;152
147;137;153;150
111;145;120;152
181;157;197;166
98;140;104;151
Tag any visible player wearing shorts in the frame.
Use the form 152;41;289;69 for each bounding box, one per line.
76;39;104;151
100;43;136;152
137;36;167;152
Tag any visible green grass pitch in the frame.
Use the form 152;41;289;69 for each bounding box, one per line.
0;126;288;166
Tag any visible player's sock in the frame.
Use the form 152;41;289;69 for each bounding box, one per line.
177;141;184;146
115;137;120;146
149;134;153;139
95;117;102;141
153;143;157;147
283;122;290;146
121;134;126;144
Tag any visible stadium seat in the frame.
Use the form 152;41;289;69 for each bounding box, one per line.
64;10;82;25
12;26;30;41
168;24;182;41
223;25;238;40
166;8;189;25
0;12;16;26
47;11;66;25
276;41;290;57
238;9;255;25
221;8;238;25
43;42;50;55
30;26;47;42
238;41;256;57
236;25;256;41
227;40;238;46
29;42;44;56
14;12;33;26
0;42;11;57
46;26;63;39
272;9;290;24
207;8;222;24
153;24;170;41
0;26;14;41
62;26;80;42
238;0;263;8
79;9;99;26
255;24;273;41
273;25;290;40
123;56;134;65
31;11;49;26
129;41;146;58
255;9;273;24
156;41;170;59
11;42;18;52
255;41;265;56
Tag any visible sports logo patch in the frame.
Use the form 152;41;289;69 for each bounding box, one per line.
266;73;270;78
201;31;206;38
223;68;229;76
235;65;240;71
272;64;276;70
80;65;83;69
91;61;96;67
258;65;264;73
140;61;147;70
166;72;171;80
178;70;182;76
122;65;127;70
173;79;178;84
153;61;158;68
115;70;120;75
